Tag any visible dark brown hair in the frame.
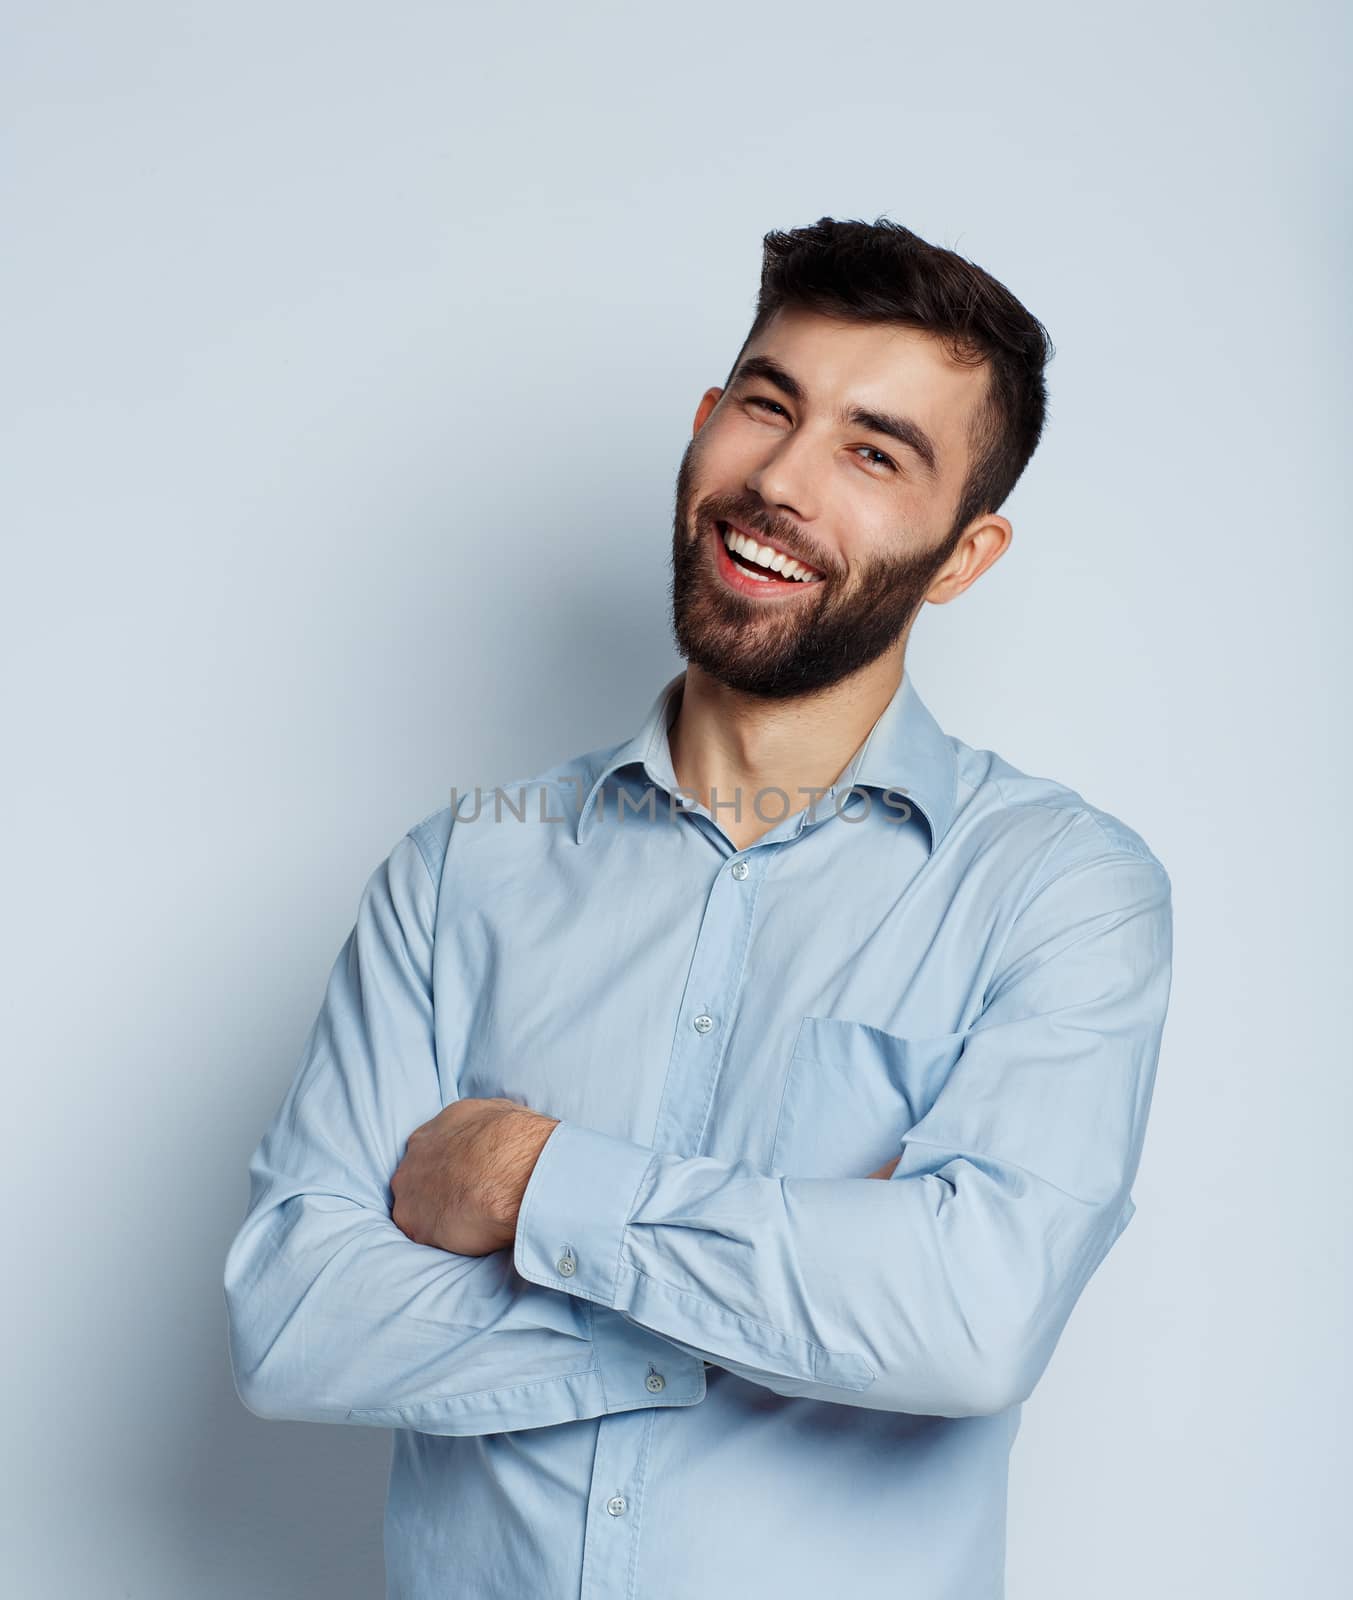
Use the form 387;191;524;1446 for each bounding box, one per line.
727;215;1054;544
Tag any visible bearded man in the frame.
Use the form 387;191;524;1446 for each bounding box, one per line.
225;215;1174;1600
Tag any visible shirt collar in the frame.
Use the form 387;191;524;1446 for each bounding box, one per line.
574;664;957;852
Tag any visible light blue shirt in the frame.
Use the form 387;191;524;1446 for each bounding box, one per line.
224;666;1174;1599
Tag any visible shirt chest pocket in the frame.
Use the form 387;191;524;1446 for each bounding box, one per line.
769;1017;970;1180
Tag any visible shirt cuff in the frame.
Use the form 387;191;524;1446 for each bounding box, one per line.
513;1120;657;1308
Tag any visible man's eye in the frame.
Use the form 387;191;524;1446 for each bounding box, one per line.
746;398;895;474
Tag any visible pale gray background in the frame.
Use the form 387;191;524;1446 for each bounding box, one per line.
3;2;1348;1595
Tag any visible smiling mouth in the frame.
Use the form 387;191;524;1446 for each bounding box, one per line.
714;520;825;586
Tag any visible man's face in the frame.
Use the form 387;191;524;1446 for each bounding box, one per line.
670;306;992;698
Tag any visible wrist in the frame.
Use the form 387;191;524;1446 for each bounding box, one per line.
495;1111;560;1239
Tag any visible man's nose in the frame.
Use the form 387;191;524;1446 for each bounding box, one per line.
744;429;822;524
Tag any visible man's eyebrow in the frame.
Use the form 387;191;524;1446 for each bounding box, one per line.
729;353;940;482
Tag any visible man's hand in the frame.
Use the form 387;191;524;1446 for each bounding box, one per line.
391;1096;560;1257
392;1096;895;1259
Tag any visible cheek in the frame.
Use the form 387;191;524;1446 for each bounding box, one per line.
835;517;935;588
836;516;896;571
697;421;758;481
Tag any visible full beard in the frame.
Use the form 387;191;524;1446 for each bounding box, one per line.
666;435;959;700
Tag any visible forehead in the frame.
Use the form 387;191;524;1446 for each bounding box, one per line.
740;307;989;480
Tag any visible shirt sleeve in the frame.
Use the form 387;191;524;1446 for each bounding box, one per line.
223;815;706;1436
513;821;1174;1418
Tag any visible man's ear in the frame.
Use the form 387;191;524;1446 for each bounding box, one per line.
925;514;1012;605
693;387;723;435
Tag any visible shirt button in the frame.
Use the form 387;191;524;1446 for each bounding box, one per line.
645;1370;666;1392
693;1014;714;1034
556;1246;576;1276
731;860;749;880
607;1495;627;1516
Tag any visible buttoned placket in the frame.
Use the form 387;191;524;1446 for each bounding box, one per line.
574;787;836;1599
566;768;876;1593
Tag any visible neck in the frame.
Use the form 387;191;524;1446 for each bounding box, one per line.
667;650;906;850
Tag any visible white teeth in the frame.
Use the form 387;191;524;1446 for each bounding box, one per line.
720;524;822;582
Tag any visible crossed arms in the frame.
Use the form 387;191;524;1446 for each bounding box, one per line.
223;817;1172;1436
